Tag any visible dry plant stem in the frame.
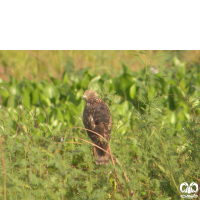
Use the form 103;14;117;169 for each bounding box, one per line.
108;144;115;166
61;127;108;143
66;137;127;197
43;105;49;136
0;137;7;200
62;129;117;165
62;127;129;196
112;171;126;198
68;137;113;158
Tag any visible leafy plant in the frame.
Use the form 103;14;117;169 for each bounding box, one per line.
1;53;200;199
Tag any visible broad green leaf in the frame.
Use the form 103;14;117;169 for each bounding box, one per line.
19;78;34;91
149;85;156;96
130;84;136;99
78;100;85;111
114;74;134;95
0;86;9;98
53;108;64;122
10;76;18;85
88;75;101;89
65;101;79;115
168;86;176;111
173;57;186;80
118;101;132;116
173;56;186;68
22;89;30;109
43;85;60;99
40;93;51;107
9;85;20;96
32;88;40;105
62;70;70;84
50;77;61;86
76;89;83;100
167;111;177;124
35;82;43;90
81;73;90;88
59;83;70;96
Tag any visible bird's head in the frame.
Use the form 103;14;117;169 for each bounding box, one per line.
82;90;98;101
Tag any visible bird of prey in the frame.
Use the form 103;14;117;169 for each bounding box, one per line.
82;90;112;165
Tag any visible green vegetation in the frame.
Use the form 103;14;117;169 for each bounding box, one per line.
0;51;200;199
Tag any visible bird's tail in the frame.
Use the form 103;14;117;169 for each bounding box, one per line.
93;145;110;165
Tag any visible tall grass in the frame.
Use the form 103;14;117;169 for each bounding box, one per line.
1;50;200;82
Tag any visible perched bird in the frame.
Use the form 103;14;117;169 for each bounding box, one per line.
82;90;112;165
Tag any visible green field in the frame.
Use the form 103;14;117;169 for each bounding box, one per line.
0;50;200;199
1;50;200;81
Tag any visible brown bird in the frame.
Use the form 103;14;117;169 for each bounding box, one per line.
82;90;112;165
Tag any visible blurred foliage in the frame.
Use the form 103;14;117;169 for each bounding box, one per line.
0;51;200;199
1;50;200;81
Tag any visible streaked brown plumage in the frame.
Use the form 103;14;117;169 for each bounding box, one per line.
82;90;111;165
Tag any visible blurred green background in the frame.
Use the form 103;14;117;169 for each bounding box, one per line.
1;50;200;81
